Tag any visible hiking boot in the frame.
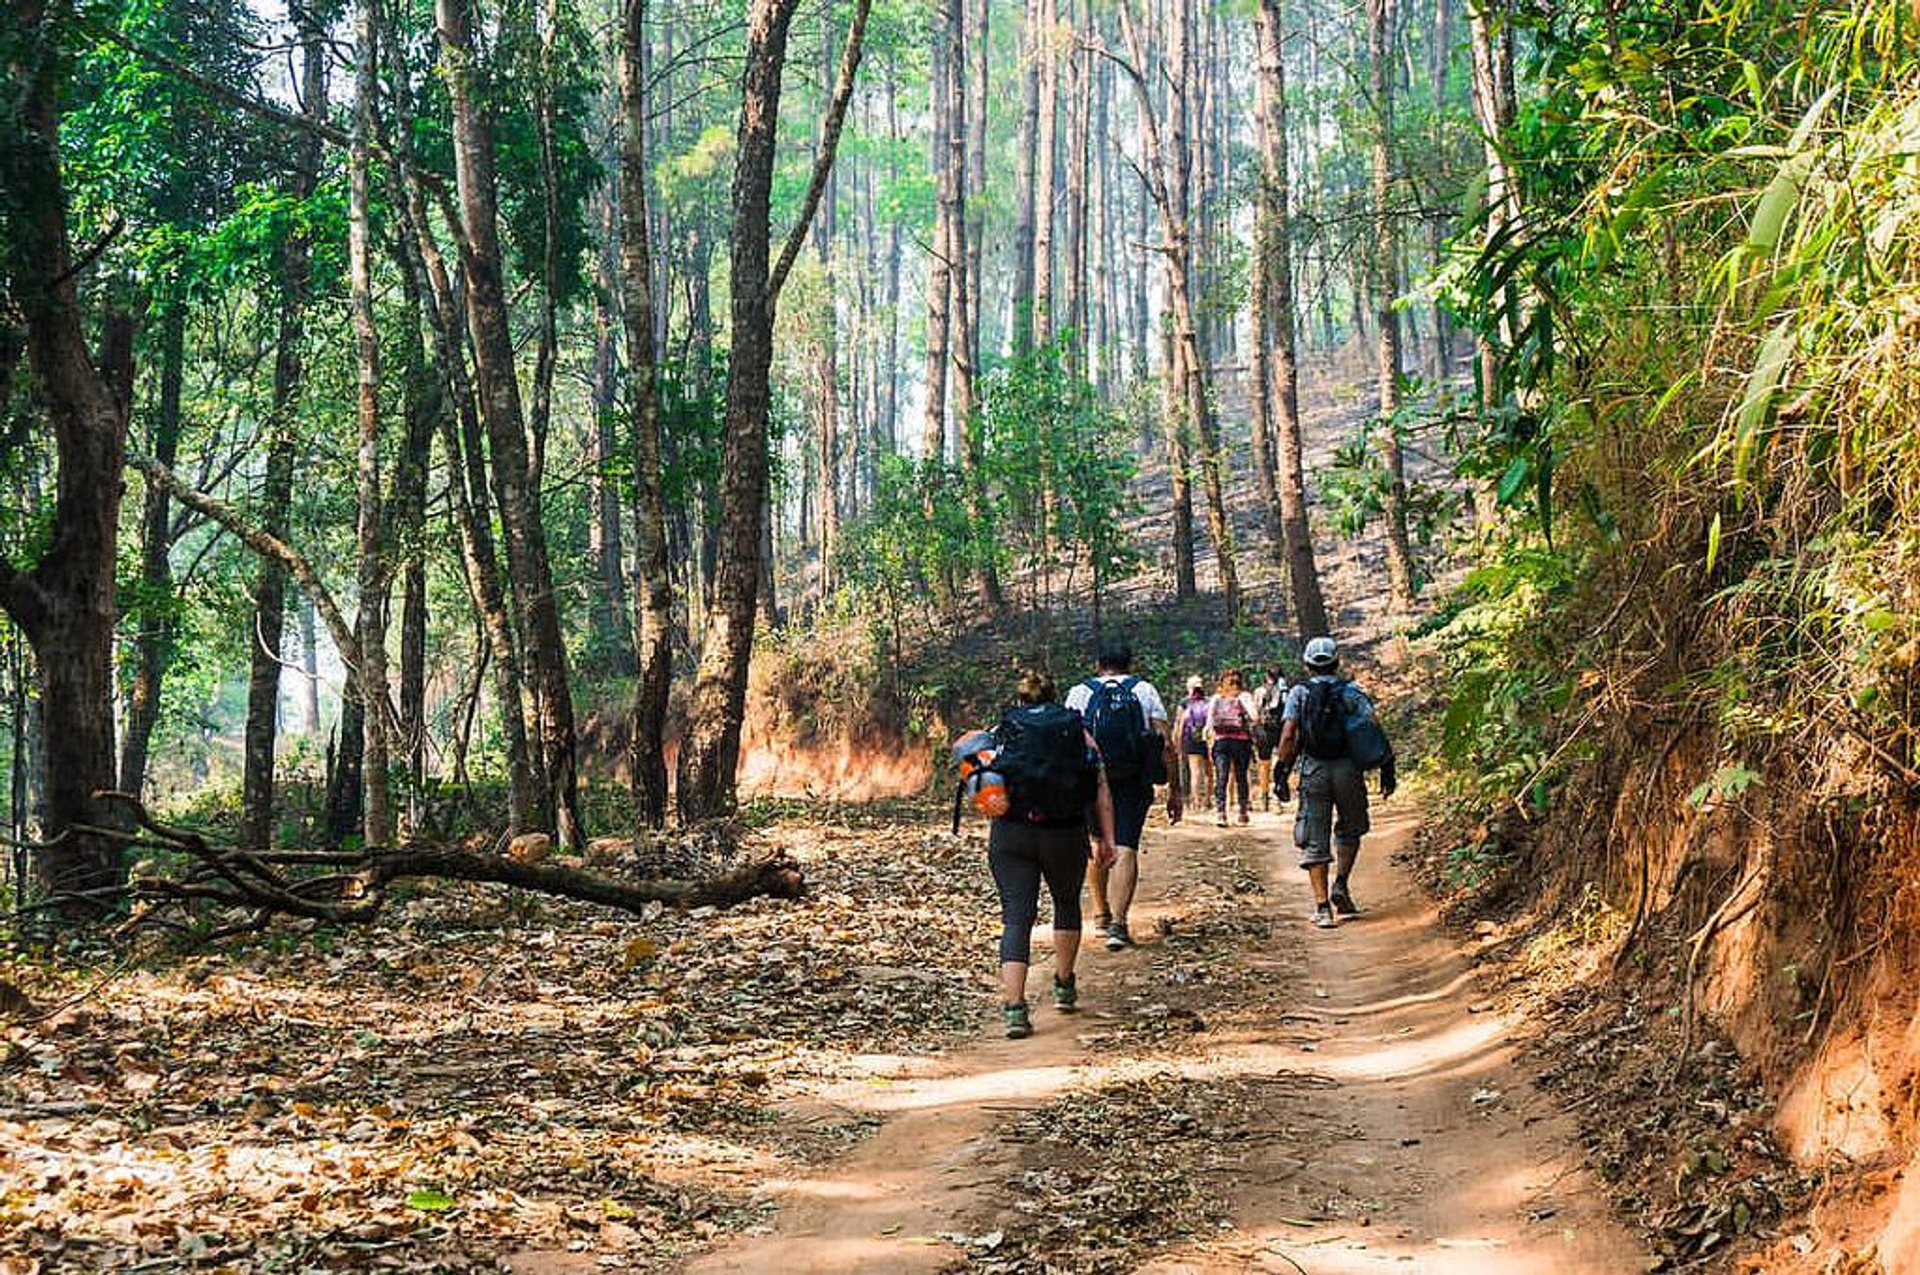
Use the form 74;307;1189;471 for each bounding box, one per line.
1052;973;1079;1013
1092;911;1112;937
1330;881;1359;915
1237;808;1251;825
1214;811;1228;827
1003;1002;1033;1039
1105;921;1134;951
1312;904;1338;929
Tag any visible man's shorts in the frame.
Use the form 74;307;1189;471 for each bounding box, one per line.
1293;755;1370;868
1105;775;1154;851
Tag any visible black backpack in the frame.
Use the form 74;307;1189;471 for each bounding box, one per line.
1298;678;1351;761
1080;676;1150;780
1257;683;1287;751
992;703;1092;826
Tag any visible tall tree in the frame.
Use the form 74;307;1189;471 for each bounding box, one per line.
620;0;672;827
1369;0;1418;608
436;0;584;844
0;0;133;910
348;0;394;847
1254;0;1329;636
1113;0;1239;618
675;0;871;821
235;7;326;849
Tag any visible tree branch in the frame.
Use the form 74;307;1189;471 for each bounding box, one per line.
124;451;362;683
768;0;874;301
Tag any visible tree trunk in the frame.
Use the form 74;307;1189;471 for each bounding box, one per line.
620;0;673;828
813;19;841;597
1115;0;1237;617
119;298;186;797
1370;0;1418;608
1033;0;1058;345
1255;0;1330;636
922;0;955;468
967;0;989;372
386;129;541;833
676;0;869;821
947;0;1002;614
1010;0;1041;354
1062;0;1090;376
0;0;133;913
239;11;326;852
349;0;393;848
437;0;583;846
588;198;635;674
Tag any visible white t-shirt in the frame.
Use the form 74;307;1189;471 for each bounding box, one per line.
1064;673;1169;727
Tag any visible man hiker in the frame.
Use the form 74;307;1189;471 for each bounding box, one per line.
1065;643;1181;951
1272;637;1396;929
980;671;1118;1039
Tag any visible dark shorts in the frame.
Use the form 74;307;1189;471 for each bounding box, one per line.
1103;775;1154;851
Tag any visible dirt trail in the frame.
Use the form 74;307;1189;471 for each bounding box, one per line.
683;803;1648;1274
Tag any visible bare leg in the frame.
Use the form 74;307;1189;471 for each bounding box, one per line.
1306;862;1331;906
1086;858;1110;922
1109;846;1140;925
1001;960;1029;1006
1054;929;1081;981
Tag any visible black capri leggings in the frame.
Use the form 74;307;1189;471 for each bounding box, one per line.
987;819;1090;964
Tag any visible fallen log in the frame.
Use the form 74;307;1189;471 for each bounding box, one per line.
95;792;805;936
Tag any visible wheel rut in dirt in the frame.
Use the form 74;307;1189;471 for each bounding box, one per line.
682;804;1650;1273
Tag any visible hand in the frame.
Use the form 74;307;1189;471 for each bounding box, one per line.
1096;838;1118;869
1273;778;1292;805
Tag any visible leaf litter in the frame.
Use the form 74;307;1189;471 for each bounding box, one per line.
0;803;1007;1273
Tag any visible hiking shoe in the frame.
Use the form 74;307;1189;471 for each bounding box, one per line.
1312;904;1338;929
1330;881;1359;915
1092;911;1112;936
1214;812;1228;827
1237;808;1251;825
1052;974;1079;1013
1105;921;1134;951
1003;1002;1033;1038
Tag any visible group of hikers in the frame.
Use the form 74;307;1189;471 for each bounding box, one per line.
956;638;1396;1040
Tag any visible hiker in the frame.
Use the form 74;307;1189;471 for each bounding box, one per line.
1251;665;1287;810
1065;643;1181;952
1272;637;1397;929
1207;669;1258;826
985;671;1118;1039
1177;676;1212;812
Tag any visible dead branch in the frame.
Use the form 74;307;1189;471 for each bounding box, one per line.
98;792;806;937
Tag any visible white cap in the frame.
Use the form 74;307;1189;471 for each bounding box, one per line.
1186;674;1204;691
1303;637;1338;669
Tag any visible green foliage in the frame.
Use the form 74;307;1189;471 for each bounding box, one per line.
981;341;1142;604
1419;543;1586;813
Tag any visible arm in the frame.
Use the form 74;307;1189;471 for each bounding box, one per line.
1092;768;1118;865
1157;719;1183;822
1273;719;1300;802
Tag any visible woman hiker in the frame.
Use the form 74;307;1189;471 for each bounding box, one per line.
987;670;1118;1038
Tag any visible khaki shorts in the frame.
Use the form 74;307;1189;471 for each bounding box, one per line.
1293;755;1370;868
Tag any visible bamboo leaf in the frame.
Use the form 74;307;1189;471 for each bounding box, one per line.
1748;153;1812;254
1705;512;1723;575
1731;321;1794;489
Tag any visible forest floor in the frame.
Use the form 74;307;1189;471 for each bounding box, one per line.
1;780;1656;1275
